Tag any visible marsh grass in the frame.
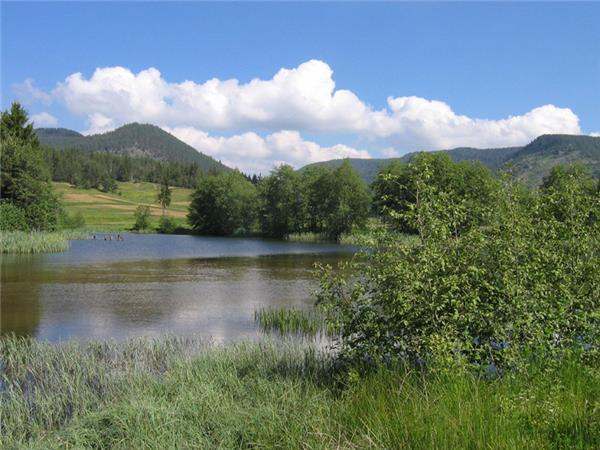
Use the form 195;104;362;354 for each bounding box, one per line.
0;230;87;254
0;335;598;449
254;307;332;337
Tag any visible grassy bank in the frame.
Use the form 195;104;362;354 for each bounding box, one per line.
1;335;597;449
0;230;87;254
53;181;192;231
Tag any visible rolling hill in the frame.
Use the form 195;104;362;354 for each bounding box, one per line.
301;135;600;186
36;123;230;172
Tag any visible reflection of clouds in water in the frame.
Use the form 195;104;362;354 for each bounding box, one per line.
2;238;351;342
31;259;325;342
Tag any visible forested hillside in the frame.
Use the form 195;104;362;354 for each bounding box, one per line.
36;123;230;171
302;134;600;186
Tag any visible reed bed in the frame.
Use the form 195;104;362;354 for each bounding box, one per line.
0;230;87;254
254;307;332;337
1;334;598;449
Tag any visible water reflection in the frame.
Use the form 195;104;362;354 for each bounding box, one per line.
1;235;353;342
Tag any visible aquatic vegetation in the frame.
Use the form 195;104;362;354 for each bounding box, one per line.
0;335;598;449
254;307;331;337
0;230;87;254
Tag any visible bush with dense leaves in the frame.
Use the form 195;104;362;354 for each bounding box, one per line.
318;162;600;371
0;203;29;231
156;216;178;234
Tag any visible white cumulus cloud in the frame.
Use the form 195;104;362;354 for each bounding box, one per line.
163;126;370;174
16;60;585;171
30;112;58;126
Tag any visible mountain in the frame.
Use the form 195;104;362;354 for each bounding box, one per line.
301;135;600;186
36;123;230;172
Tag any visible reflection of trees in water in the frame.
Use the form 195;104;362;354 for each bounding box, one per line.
1;257;44;337
0;252;352;341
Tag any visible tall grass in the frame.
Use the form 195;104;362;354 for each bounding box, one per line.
0;230;87;254
255;307;331;337
0;335;598;449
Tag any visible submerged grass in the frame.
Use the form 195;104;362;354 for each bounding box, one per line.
1;335;598;449
0;230;87;254
254;307;331;337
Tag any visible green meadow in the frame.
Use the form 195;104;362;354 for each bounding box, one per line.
54;181;193;231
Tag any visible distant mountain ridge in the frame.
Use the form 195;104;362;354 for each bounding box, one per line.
301;135;600;186
36;123;230;172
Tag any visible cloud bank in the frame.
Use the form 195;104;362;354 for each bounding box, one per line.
16;60;582;172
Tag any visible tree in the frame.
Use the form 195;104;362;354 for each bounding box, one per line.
0;103;61;230
133;205;151;231
372;153;497;235
1;102;39;146
321;161;371;241
259;165;303;238
318;167;600;370
157;175;172;216
188;171;258;235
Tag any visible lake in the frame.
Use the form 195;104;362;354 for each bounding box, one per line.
0;234;355;342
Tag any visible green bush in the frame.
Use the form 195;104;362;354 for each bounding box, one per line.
318;164;600;371
60;211;86;229
133;205;151;231
156;216;177;234
0;202;29;231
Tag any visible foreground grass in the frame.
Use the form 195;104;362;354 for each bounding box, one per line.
0;230;87;254
53;181;192;231
1;335;598;449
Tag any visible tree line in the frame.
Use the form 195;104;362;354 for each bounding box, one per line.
42;147;215;191
188;162;371;240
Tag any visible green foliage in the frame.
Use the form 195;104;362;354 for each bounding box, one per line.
156;175;172;214
0;203;29;231
259;165;303;238
60;211;86;229
0;104;61;231
156;216;178;234
43;147;204;190
133;205;151;231
372;153;497;235
318;164;600;370
1;101;39;146
188;171;258;235
301;161;370;241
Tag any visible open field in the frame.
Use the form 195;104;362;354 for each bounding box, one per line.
1;335;598;449
54;182;193;231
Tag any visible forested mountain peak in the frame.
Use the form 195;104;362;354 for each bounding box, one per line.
301;134;600;186
36;123;230;171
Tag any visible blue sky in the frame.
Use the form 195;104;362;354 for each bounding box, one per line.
2;2;599;173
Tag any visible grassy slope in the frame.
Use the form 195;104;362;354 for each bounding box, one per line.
1;336;597;449
54;181;193;231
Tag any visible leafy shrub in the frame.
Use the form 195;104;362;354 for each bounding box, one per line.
318;164;600;371
133;206;151;231
60;211;86;229
0;202;29;231
156;216;177;234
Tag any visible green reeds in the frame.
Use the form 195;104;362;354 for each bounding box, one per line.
0;230;87;254
254;307;331;336
1;335;598;449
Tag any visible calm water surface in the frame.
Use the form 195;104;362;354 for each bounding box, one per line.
1;234;354;342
